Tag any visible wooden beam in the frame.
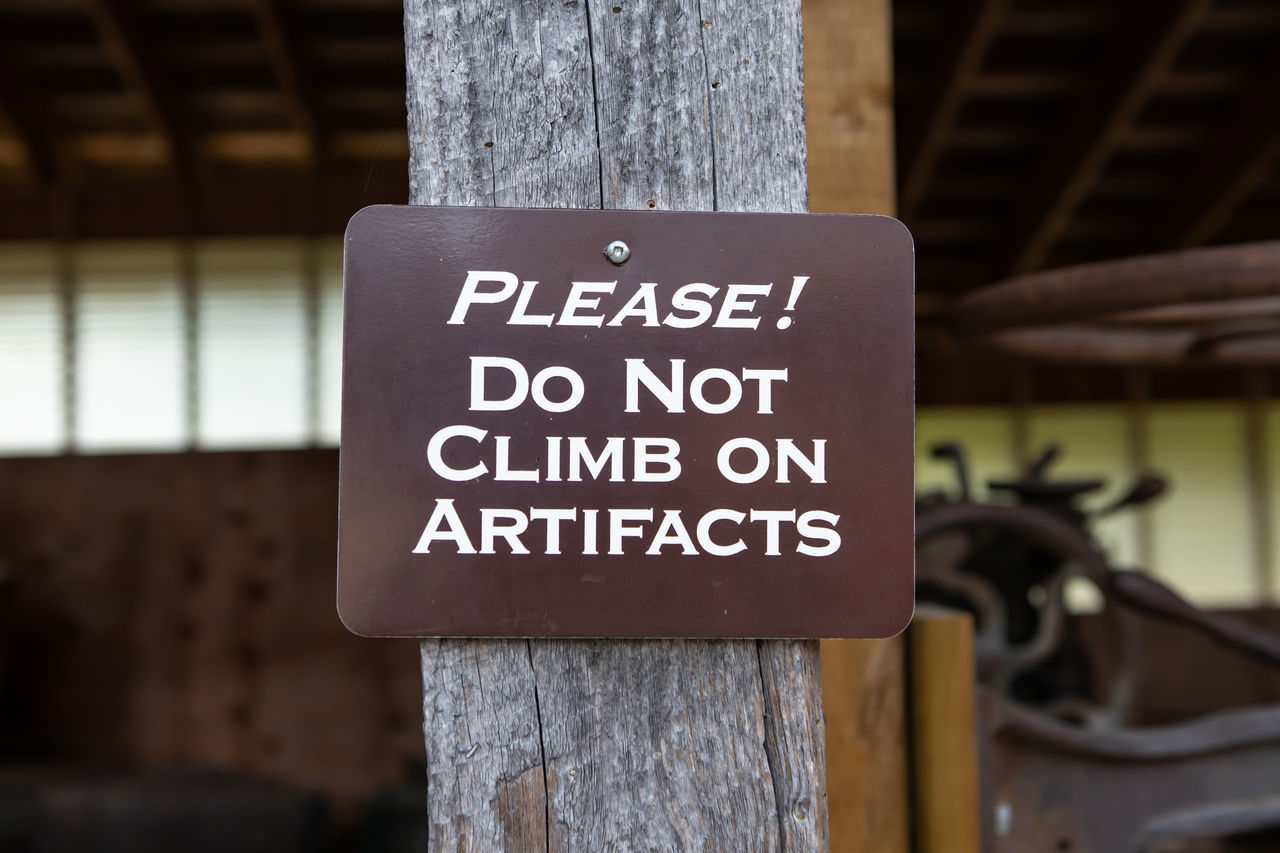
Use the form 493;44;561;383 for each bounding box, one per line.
406;1;825;848
804;0;895;218
245;0;321;162
82;0;190;175
910;608;982;853
983;0;1212;279
898;0;1009;220
0;178;408;240
1136;52;1280;250
59;130;407;167
1245;370;1275;605
0;49;59;183
821;639;909;853
803;1;912;850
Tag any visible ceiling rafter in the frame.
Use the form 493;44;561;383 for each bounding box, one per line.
245;0;321;163
82;0;191;176
897;0;1009;220
981;0;1213;280
1136;52;1280;251
0;49;59;184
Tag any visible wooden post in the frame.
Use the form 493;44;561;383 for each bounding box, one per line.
910;608;982;853
403;1;825;849
803;0;911;849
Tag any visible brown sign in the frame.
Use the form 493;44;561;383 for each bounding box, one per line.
338;206;914;638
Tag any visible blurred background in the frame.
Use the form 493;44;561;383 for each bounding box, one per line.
0;0;1278;850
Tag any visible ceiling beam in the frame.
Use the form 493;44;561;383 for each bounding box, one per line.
52;129;406;167
0;177;409;241
981;0;1213;280
1136;52;1280;251
0;50;59;184
82;0;190;175
897;0;1009;220
245;0;321;163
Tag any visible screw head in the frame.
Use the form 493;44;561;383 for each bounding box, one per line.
604;240;631;264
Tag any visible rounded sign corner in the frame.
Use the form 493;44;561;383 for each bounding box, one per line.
336;592;383;639
344;204;401;244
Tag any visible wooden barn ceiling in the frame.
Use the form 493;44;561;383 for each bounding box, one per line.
0;0;1276;301
895;0;1280;310
0;0;408;236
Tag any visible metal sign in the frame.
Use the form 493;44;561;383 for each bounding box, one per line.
338;205;914;638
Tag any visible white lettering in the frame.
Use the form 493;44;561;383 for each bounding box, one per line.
427;425;487;481
530;508;576;555
632;437;681;482
449;271;519;324
559;281;616;326
662;283;718;328
479;508;530;554
697;509;747;556
609;508;653;554
509;281;555;326
412;498;476;554
714;283;772;329
646;510;699;555
796;510;841;556
625;358;684;413
470;356;527;411
749;509;796;556
717;437;770;484
607;282;661;326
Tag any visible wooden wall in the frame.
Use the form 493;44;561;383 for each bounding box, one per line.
0;450;421;804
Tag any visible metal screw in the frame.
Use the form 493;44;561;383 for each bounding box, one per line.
604;240;631;264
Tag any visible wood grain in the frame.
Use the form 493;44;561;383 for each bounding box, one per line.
820;638;909;853
803;1;911;850
405;0;825;848
804;0;896;219
910;607;982;853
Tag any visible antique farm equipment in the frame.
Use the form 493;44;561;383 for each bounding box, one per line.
917;443;1154;725
917;444;1280;850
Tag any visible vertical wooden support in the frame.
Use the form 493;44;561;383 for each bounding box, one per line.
300;183;322;447
804;0;896;218
178;187;199;448
52;187;77;451
1245;369;1274;603
910;607;982;853
804;0;911;850
1010;361;1034;470
404;2;825;848
1126;368;1156;570
819;638;910;852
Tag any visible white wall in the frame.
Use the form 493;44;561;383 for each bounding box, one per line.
0;238;343;454
919;402;1273;608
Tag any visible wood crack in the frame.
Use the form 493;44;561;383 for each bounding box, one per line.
694;0;719;210
757;640;788;851
526;640;552;853
582;0;606;208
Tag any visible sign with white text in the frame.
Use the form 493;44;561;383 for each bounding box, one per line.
337;205;914;638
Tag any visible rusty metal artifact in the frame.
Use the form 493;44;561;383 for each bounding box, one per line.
951;241;1280;364
916;444;1144;726
982;690;1280;851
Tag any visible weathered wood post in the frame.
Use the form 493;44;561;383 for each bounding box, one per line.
402;0;826;848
